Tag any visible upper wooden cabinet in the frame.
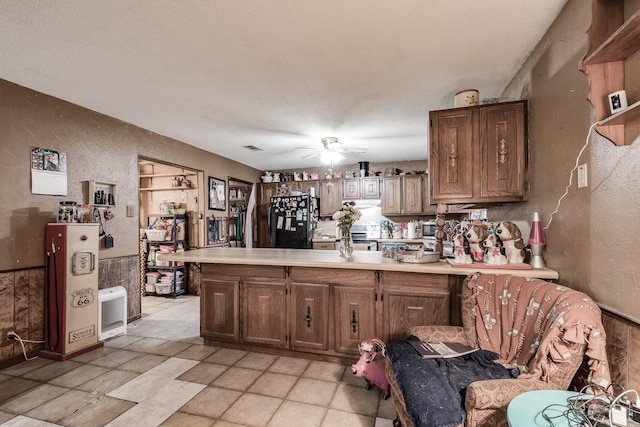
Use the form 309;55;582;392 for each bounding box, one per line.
581;2;640;146
343;177;381;200
429;100;528;205
381;174;429;215
319;179;342;216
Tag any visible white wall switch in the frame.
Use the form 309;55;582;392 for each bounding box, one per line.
126;205;135;217
577;164;588;188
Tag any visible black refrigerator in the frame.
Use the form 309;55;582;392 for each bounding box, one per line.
268;194;319;249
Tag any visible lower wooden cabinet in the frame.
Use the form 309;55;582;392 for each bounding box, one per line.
242;280;287;347
290;283;329;351
334;286;376;355
200;264;453;361
201;277;239;341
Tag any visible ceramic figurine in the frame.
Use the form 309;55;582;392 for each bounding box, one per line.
272;172;280;182
465;224;488;262
483;234;507;265
293;172;301;181
495;221;525;264
302;171;309;181
452;233;473;264
351;337;390;399
261;171;273;183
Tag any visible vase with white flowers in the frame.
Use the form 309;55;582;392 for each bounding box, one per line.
333;201;362;257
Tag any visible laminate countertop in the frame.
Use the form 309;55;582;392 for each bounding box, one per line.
158;247;559;280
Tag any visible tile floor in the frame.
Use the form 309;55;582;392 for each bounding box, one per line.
0;295;396;426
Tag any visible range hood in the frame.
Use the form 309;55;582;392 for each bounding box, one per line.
345;199;382;209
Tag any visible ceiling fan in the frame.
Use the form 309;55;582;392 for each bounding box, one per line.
300;137;367;164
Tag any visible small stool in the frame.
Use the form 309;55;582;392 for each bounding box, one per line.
98;286;127;341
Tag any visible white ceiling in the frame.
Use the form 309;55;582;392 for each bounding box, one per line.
0;1;568;171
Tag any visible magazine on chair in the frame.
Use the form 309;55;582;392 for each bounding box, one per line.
409;341;478;359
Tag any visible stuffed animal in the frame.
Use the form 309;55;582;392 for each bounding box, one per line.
495;221;525;264
452;233;473;264
351;337;390;399
465;224;488;262
483;234;507;265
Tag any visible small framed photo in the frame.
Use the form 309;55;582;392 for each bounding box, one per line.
608;90;628;115
208;176;226;211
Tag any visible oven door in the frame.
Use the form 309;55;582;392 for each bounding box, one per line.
352;239;378;251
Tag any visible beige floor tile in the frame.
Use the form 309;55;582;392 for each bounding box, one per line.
180;386;242;419
376;396;396;420
212;367;262;391
266;400;326;427
88;349;141;368
117;353;168;373
48;364;110;388
303;361;345;382
268;356;310;376
21;360;83;382
375;417;394;427
341;367;367;387
25;390;94;423
220;393;282;427
321;408;375;427
0;415;61;426
0;374;10;384
177;362;228;385
248;372;298;398
0;410;15;423
121;337;170;353
160;411;215;427
329;384;380;416
103;334;143;349
0;384;67;414
59;395;135;427
235;352;277;371
105;380;206;427
204;348;248;366
107;358;199;403
71;346;117;363
287;378;338;407
212;421;245;427
1;358;53;377
0;378;42;404
77;369;139;395
149;340;192;357
175;344;219;361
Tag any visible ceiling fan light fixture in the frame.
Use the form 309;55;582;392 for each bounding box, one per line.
321;151;345;164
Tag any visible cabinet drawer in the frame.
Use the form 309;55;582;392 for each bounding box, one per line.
313;241;336;250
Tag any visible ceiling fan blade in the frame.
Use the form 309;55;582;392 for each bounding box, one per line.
302;152;321;159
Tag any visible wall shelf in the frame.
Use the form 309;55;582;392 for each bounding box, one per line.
139;173;197;178
140;187;193;192
86;181;117;206
582;2;640;146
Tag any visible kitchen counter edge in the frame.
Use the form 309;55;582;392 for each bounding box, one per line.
158;247;559;280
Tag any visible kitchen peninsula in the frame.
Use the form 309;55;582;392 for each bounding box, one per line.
159;248;558;363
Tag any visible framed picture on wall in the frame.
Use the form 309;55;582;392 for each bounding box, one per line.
208;176;226;211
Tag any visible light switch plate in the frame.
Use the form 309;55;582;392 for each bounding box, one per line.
126;205;134;217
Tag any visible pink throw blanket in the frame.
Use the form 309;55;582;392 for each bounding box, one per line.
469;273;610;388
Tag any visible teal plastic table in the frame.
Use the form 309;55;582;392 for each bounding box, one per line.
507;390;587;426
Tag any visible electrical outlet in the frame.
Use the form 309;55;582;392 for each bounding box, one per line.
2;329;14;346
577;164;588;188
126;205;134;217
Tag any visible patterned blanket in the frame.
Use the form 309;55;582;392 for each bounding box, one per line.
469;273;610;388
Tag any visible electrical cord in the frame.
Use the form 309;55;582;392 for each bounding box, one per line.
545;121;600;231
7;332;44;361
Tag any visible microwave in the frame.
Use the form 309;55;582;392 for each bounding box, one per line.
422;222;437;237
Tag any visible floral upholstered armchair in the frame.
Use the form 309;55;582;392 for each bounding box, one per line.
384;273;611;427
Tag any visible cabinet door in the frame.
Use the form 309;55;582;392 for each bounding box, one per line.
242;280;287;347
342;178;360;199
401;175;423;214
361;177;380;199
430;109;474;202
382;289;450;342
334;286;376;355
319;180;342;216
201;278;239;341
480;102;527;200
290;283;329;351
381;177;402;215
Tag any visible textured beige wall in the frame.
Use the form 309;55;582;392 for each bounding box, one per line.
0;79;261;271
494;0;640;319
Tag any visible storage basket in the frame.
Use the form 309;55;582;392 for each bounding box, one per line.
145;229;167;241
145;283;156;293
155;283;174;294
146;272;160;284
